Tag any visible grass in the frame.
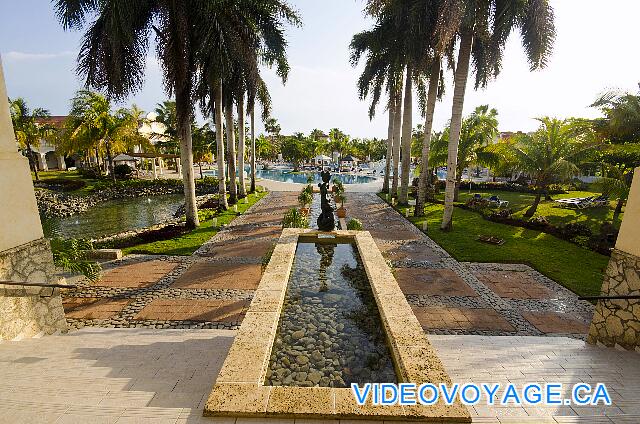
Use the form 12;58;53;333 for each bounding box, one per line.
122;190;267;256
381;194;609;297
436;189;624;233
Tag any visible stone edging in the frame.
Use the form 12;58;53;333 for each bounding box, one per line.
204;228;470;422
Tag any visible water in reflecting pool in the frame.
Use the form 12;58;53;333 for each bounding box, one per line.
265;241;397;387
42;194;183;239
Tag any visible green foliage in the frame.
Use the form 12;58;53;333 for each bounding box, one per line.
335;193;346;208
298;189;313;208
50;238;101;282
282;208;309;229
332;179;345;196
114;164;133;179
346;218;363;231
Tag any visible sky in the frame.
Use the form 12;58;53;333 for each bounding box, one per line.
1;0;639;138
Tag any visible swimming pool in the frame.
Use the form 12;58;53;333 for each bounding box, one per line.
204;168;378;185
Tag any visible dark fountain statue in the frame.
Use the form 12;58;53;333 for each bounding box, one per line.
317;170;335;231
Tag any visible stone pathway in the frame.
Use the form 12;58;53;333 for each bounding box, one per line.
61;192;298;330
347;193;595;338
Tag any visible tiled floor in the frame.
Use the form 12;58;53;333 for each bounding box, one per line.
63;298;132;320
0;328;637;423
395;268;478;297
134;299;250;322
171;263;262;290
522;311;591;334
412;306;516;331
97;260;179;288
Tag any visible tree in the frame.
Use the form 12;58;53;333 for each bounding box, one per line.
440;0;556;230
505;118;598;217
430;105;500;200
281;134;307;171
153;100;179;154
192;123;215;179
64;90;146;182
9;98;56;181
54;0;214;228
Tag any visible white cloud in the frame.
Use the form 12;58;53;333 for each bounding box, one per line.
3;50;76;62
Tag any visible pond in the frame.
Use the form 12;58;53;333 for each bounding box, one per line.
265;240;398;387
42;194;184;239
204;168;377;185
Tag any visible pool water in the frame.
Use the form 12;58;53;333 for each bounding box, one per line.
265;241;398;387
41;194;183;239
204;168;377;185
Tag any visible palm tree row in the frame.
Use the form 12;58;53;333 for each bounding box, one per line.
352;0;556;230
53;0;300;228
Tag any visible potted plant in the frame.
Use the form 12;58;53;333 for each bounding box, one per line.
298;189;313;215
335;193;347;218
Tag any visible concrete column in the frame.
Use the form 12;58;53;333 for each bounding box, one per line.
0;54;67;340
158;158;164;175
37;152;48;171
56;155;66;170
588;167;640;351
152;158;158;179
176;157;182;178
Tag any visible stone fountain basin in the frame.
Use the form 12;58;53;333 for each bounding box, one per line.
204;229;470;422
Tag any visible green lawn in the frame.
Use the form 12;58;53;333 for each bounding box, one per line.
382;194;609;297
122;190;267;256
436;189;624;233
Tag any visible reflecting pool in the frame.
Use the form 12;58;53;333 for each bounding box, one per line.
265;241;397;387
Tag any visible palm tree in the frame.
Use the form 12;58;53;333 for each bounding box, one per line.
9;98;56;181
64;90;147;182
440;0;556;230
505;118;598;217
594;166;633;222
430;105;500;200
53;0;221;228
350;18;405;195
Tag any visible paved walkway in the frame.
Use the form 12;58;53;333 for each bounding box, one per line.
3;191;638;423
347;193;595;338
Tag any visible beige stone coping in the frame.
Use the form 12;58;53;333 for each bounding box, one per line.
204;229;470;422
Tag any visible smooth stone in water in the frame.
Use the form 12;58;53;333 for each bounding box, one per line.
296;355;309;365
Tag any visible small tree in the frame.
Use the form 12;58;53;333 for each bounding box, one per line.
505;118;598;217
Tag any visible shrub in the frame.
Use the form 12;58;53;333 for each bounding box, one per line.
559;223;593;239
332;179;345;195
35;178;86;192
346;218;363;231
114;164;133;179
78;167;103;179
465;197;490;211
298;190;313;208
282;208;309;228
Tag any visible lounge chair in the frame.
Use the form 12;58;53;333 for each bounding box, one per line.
488;195;509;208
555;196;594;209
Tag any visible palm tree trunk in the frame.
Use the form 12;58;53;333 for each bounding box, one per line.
454;174;461;202
225;101;238;204
382;96;395;194
175;87;200;229
213;83;228;210
26;141;40;181
525;191;542;218
105;139;115;182
391;76;403;198
199;162;203;180
95;148;101;173
399;66;413;205
415;60;441;217
613;198;624;222
250;106;256;193
441;32;473;231
237;95;247;198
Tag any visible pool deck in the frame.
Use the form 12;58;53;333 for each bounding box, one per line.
1;191;638;423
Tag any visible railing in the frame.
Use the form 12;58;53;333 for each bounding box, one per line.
0;280;77;289
579;295;640;301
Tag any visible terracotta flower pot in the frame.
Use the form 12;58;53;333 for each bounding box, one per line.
336;207;347;218
299;207;310;216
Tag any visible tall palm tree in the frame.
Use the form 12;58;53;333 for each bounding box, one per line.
440;0;556;230
53;0;209;228
350;18;405;195
505;118;597;217
9;98;55;181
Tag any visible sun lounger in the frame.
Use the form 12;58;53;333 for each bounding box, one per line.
488;195;509;208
